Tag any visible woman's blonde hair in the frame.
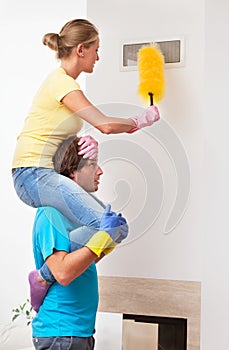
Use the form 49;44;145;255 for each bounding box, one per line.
42;19;99;59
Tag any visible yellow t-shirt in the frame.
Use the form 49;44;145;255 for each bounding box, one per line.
12;67;83;169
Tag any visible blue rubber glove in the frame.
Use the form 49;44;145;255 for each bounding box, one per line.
115;213;128;243
100;206;129;256
100;205;128;242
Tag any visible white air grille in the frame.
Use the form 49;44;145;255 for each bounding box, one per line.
122;38;184;70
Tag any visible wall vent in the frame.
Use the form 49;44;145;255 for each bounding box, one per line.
121;38;184;71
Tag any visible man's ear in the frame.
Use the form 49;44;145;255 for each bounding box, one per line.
70;171;78;182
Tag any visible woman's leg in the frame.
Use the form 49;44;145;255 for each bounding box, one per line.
12;167;105;228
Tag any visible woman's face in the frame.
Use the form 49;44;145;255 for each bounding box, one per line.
83;37;100;73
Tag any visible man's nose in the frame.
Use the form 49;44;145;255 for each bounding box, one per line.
97;166;103;175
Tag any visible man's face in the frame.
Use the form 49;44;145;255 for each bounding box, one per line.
71;159;103;192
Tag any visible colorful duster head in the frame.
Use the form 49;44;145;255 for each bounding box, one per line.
137;43;165;105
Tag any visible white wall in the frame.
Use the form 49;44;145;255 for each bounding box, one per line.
0;0;87;322
87;1;229;349
2;1;229;349
87;0;204;280
202;1;229;349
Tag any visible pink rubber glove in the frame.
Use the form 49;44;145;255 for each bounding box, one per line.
128;105;160;133
78;135;98;159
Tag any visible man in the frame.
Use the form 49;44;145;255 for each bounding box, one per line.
30;135;128;350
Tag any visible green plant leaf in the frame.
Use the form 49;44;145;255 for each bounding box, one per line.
13;308;20;313
12;298;34;325
20;302;26;311
12;314;20;322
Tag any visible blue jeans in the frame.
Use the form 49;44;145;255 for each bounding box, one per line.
12;167;106;283
33;336;94;350
12;167;105;226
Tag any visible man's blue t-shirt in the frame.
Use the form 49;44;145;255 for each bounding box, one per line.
31;206;99;337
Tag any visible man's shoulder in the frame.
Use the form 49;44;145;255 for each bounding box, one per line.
35;207;74;232
35;206;66;226
36;206;62;217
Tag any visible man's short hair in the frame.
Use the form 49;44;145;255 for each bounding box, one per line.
53;136;87;177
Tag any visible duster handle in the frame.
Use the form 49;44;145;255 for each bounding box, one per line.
148;92;154;106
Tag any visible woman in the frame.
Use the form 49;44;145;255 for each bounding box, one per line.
12;18;160;226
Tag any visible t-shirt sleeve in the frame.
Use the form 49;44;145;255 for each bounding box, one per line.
53;71;81;102
35;207;71;261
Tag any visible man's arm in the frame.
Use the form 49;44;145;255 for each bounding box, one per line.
45;247;97;286
40;205;128;287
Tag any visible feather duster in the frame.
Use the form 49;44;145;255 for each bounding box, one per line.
137;43;165;105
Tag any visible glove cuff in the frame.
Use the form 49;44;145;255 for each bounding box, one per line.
85;230;113;257
127;117;140;133
103;242;118;255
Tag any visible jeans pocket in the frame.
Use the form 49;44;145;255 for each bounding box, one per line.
50;337;72;350
13;168;37;207
14;178;36;207
88;336;95;350
33;337;55;350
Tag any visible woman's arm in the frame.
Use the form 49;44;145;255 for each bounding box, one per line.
62;90;137;134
